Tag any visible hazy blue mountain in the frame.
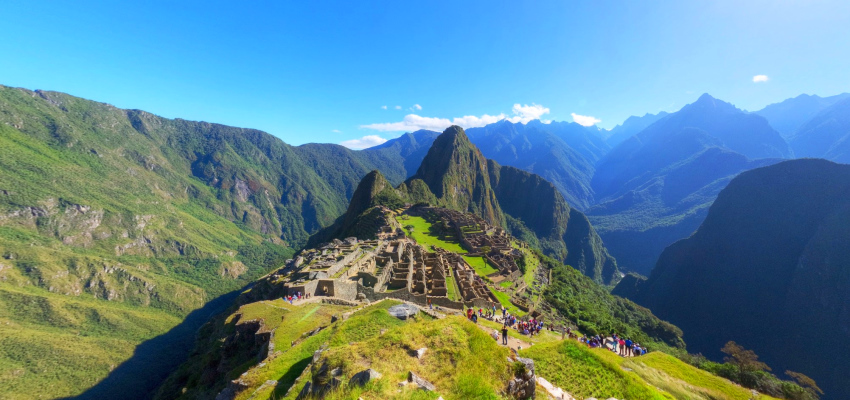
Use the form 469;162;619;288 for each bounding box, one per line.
588;94;787;274
605;111;670;146
789;97;850;163
465;120;597;209
618;159;850;400
360;129;440;183
754;92;850;138
525;119;611;164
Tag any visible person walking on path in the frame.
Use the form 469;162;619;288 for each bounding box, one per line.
501;324;509;345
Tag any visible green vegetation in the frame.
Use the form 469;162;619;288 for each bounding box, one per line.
0;285;182;400
522;340;669;399
523;340;785;400
539;249;684;350
677;342;822;400
462;255;498;276
489;290;525;316
288;315;511;400
397;215;464;253
628;352;783;400
444;268;460;301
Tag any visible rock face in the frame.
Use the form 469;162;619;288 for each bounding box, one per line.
506;357;536;400
620;159;850;400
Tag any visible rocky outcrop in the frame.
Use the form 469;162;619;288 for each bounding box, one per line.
506;357;536;400
348;369;382;387
407;371;436;391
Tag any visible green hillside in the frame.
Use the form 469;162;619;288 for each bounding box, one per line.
158;296;788;400
620;159;850;399
0;85;422;399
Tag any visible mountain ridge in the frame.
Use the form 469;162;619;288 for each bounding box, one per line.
617;159;850;400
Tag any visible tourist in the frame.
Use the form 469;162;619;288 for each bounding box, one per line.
625;338;633;357
502;324;509;345
618;338;626;356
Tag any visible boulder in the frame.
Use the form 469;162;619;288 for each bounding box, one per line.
415;347;427;359
408;371;436;391
349;369;382;387
387;304;419;320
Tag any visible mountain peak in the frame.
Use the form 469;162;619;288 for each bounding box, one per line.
696;92;715;102
683;93;740;115
407;125;502;224
440;124;469;141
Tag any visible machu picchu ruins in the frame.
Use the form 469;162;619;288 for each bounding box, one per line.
259;205;530;311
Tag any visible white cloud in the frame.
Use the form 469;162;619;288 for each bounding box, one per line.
332;129;342;133
753;74;769;83
394;105;402;110
411;104;422;111
381;105;387;110
339;135;388;150
361;113;509;132
571;113;601;126
361;103;551;132
509;103;550;123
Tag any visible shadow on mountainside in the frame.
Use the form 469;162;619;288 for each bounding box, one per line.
63;287;247;400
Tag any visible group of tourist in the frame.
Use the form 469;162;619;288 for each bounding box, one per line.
609;334;646;356
282;291;311;304
576;333;645;356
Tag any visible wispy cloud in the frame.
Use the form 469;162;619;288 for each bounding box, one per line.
753;74;769;83
410;104;422;111
339;135;388;150
361;103;550;132
394;105;402;110
381;105;387;110
332;129;342;133
571;113;601;126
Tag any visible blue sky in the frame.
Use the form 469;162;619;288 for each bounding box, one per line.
2;1;849;148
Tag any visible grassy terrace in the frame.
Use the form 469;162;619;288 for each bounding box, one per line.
521;340;783;400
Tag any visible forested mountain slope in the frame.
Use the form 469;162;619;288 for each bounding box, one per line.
0;85;414;399
617;159;850;400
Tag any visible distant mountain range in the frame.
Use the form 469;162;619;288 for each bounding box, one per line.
614;159;850;400
754;92;850;138
587;94;787;274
